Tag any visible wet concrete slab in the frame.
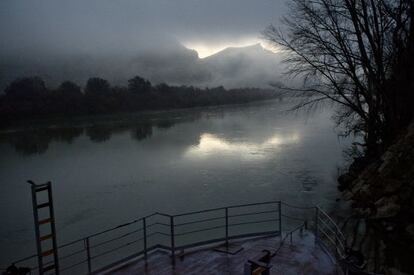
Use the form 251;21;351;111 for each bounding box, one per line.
107;232;337;275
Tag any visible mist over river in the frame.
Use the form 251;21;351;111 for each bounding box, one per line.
0;99;351;266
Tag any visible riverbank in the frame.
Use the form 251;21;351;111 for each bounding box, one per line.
0;76;281;128
338;122;414;274
0;98;285;132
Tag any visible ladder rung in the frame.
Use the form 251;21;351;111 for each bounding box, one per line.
42;249;55;257
43;264;55;272
37;202;50;209
40;234;53;241
38;218;53;225
35;186;49;192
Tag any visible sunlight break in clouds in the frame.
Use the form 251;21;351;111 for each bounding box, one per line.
185;133;301;160
182;38;277;58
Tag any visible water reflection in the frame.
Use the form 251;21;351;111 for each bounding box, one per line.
185;132;300;160
131;123;153;141
0;127;85;155
0;100;350;267
86;125;113;143
296;169;319;192
0;115;197;155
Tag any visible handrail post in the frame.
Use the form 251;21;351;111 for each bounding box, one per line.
85;237;92;274
278;201;282;235
170;216;175;267
143;218;147;264
335;228;339;258
314;207;319;244
225;207;229;248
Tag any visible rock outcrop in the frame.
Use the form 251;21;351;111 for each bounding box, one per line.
339;123;414;274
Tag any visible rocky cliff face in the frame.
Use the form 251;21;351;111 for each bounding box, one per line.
339;123;414;274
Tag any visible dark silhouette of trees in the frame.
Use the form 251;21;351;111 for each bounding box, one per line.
0;75;280;125
4;77;48;100
264;0;414;156
85;77;111;96
57;81;82;97
264;2;414;272
84;77;114;113
55;81;84;114
2;77;50;118
128;76;152;94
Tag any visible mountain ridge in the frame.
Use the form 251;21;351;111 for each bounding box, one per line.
0;43;285;90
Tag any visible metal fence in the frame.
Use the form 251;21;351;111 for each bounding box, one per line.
11;201;379;275
9;201;292;274
314;206;347;274
315;206;346;259
314;207;383;275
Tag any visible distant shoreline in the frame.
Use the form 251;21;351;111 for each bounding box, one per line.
0;97;285;132
1;76;282;129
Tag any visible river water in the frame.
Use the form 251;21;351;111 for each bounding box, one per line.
0;99;351;266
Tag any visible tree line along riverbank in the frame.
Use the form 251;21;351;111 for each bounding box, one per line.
0;76;280;127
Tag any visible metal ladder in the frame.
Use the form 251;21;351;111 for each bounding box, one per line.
29;180;59;274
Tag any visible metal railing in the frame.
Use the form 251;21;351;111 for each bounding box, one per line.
272;221;308;257
314;206;347;275
314;207;383;275
8;201;293;275
315;206;346;259
10;201;371;275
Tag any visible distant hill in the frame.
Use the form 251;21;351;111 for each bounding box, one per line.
201;43;284;88
0;42;285;91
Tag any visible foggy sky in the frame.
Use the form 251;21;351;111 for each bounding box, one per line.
0;0;287;56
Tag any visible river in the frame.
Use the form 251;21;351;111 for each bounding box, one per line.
0;99;351;266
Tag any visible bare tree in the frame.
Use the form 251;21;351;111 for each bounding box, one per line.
264;0;413;156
